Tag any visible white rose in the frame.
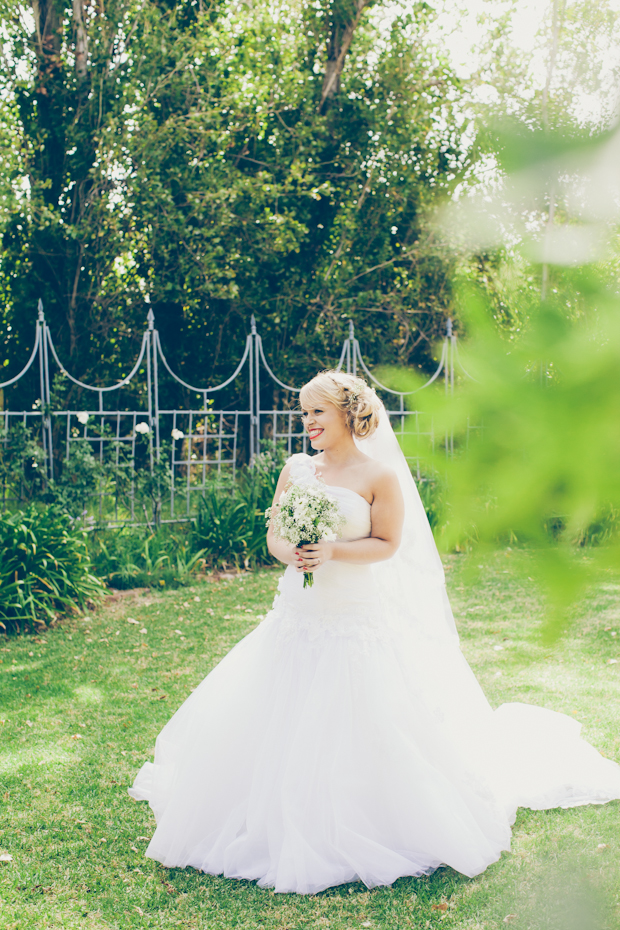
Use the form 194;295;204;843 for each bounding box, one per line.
135;422;150;434
76;411;89;425
171;428;184;440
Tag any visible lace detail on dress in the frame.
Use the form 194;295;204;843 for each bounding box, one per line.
265;574;390;650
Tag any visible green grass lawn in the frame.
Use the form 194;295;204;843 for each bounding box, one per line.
1;552;619;930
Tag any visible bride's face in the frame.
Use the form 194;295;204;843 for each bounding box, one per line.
302;400;349;450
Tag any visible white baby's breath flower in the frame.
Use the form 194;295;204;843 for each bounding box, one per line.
76;411;89;425
265;475;344;580
135;422;150;435
171;428;184;440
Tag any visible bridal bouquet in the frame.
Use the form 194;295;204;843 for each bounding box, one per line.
265;481;344;588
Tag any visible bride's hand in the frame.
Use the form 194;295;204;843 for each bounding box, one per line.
295;542;334;573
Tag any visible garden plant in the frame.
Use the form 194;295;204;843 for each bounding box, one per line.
0;506;104;635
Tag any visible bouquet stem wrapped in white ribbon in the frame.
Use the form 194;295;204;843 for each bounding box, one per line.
266;481;344;588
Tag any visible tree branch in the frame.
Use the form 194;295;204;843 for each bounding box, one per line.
318;0;371;113
72;0;89;94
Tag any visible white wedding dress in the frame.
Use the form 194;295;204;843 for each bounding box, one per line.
129;419;620;894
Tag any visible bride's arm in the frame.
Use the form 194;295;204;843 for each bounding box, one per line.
266;462;298;566
298;467;404;570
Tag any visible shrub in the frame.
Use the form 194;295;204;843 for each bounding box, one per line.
193;450;285;570
416;473;445;532
88;449;284;582
194;488;249;569
0;422;47;505
0;506;105;634
49;437;105;515
88;525;207;590
236;451;285;565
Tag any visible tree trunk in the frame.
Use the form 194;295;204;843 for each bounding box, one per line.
72;0;90;96
31;0;66;205
319;0;370;113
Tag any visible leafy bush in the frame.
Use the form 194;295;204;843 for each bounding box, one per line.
49;437;105;515
0;506;104;634
542;507;620;548
87;448;284;581
132;445;175;527
88;525;207;590
237;451;286;563
193;450;285;570
416;474;445;532
0;422;47;504
194;489;248;569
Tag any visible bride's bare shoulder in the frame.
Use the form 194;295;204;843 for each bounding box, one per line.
360;456;400;492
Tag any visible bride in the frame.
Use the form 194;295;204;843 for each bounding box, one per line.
129;370;620;894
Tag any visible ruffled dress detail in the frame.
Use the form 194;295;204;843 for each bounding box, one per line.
129;453;620;894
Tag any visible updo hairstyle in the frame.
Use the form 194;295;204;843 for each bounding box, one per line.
299;370;382;440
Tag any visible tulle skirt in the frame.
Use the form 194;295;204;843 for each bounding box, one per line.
129;564;620;894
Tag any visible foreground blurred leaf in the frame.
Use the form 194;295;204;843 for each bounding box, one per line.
392;267;620;640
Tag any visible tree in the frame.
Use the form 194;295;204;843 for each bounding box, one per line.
455;0;620;329
0;0;468;402
1;0;140;386
120;0;467;397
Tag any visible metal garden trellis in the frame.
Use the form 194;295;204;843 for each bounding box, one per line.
0;301;469;526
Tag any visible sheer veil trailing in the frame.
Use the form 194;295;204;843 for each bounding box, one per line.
357;403;620;819
355;402;458;640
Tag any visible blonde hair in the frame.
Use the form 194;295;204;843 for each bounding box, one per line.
299;370;381;440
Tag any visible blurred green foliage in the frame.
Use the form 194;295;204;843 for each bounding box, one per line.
397;266;620;637
394;120;620;638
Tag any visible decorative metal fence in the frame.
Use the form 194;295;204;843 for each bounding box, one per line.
0;301;471;526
